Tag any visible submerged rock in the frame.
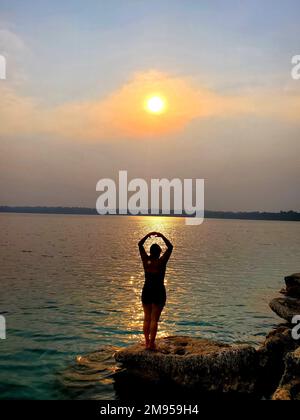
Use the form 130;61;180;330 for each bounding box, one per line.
272;348;300;400
115;336;259;394
269;297;300;323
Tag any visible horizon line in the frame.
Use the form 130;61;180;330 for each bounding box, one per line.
0;206;299;222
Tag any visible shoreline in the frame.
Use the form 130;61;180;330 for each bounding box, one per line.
1;207;300;222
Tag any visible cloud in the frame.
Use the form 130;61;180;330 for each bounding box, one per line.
0;70;300;141
49;70;230;140
0;86;40;135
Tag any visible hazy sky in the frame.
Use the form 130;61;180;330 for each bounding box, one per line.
0;0;300;211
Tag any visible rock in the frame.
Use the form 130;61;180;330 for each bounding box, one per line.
115;336;259;394
279;287;287;296
272;348;300;400
257;325;299;397
259;325;296;356
269;297;300;323
285;273;300;298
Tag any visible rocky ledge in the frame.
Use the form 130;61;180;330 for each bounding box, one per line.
115;336;258;394
114;273;300;400
282;273;300;298
273;348;300;400
265;273;300;399
270;273;300;323
269;297;300;323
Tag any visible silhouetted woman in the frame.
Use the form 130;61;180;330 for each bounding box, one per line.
138;232;173;350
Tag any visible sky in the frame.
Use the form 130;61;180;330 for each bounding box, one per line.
0;0;300;211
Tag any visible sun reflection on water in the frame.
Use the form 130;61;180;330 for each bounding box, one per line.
125;216;184;341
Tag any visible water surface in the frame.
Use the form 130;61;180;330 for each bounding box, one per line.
0;213;299;399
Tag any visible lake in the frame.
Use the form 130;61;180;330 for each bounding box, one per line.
0;213;299;399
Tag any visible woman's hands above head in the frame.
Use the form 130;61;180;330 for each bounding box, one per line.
139;232;159;247
148;232;163;238
139;231;173;261
148;232;173;248
148;231;159;237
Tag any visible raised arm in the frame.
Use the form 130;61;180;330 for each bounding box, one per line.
138;232;154;260
156;233;173;251
138;232;152;248
153;232;173;263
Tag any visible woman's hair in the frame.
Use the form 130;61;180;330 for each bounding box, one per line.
150;243;162;258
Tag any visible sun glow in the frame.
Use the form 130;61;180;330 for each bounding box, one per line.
145;96;166;114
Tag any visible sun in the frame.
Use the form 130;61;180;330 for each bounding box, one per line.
145;96;166;114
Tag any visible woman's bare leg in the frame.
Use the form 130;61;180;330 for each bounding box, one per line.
149;304;163;350
143;304;152;348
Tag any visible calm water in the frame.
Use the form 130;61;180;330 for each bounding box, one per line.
0;213;299;400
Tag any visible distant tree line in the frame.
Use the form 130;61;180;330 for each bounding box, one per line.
0;206;299;222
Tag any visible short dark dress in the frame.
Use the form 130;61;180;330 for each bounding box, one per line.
139;246;172;307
